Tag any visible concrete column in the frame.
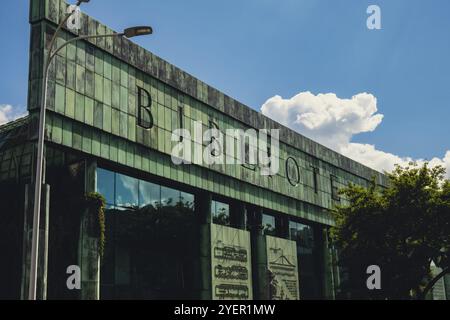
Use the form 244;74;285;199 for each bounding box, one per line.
21;183;50;300
247;207;268;300
321;228;335;300
253;233;269;300
278;215;290;239
78;160;100;300
230;201;246;229
197;191;212;300
331;246;341;298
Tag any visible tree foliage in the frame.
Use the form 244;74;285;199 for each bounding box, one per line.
331;163;450;299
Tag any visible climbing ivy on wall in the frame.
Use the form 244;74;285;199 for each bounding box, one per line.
85;192;106;259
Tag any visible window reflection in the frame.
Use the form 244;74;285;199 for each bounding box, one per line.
97;168;195;211
289;220;322;299
139;180;160;209
97;168;115;206
97;168;197;299
180;192;195;210
211;200;230;225
289;221;314;251
161;186;180;207
262;213;276;236
115;174;139;209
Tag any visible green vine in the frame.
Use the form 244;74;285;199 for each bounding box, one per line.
85;192;106;259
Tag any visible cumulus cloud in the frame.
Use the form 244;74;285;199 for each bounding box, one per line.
0;104;27;125
261;92;450;178
0;105;14;125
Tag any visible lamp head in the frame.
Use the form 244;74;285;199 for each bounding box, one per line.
123;26;153;38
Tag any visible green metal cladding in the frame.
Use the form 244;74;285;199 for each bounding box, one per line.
24;0;387;226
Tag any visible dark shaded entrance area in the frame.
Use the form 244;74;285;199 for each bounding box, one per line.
0;182;25;299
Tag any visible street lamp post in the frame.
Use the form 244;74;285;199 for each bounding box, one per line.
28;0;152;300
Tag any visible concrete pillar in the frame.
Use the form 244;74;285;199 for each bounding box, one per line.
21;183;50;300
253;233;269;300
78;160;100;300
278;215;290;239
197;191;212;300
230;201;246;229
247;207;267;300
321;228;335;300
331;246;341;298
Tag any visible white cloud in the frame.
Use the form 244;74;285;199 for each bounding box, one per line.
0;105;14;125
0;104;27;125
261;92;450;178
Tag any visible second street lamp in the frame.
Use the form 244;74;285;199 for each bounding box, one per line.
28;2;152;300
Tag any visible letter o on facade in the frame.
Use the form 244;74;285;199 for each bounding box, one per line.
285;157;300;187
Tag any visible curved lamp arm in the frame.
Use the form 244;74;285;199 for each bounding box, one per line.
45;24;152;73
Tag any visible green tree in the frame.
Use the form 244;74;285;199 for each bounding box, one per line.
331;163;450;300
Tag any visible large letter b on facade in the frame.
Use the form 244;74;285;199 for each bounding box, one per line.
137;86;154;129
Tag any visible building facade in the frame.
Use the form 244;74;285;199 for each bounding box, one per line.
0;0;388;300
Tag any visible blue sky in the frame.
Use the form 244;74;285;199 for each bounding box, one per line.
1;0;449;173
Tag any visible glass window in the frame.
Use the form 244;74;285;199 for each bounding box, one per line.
161;186;180;207
289;221;314;250
98;168;198;299
97;168;115;205
115;173;139;208
262;213;276;236
180;191;195;210
97;168;195;211
101;189;198;300
289;220;322;299
139;180;161;209
212;200;230;225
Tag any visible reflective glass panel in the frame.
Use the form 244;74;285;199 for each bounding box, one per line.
98;168;198;299
180;191;195;210
115;173;139;208
262;213;276;236
289;221;321;299
212;200;230;225
139;180;160;209
97;168;115;205
161;186;180;207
